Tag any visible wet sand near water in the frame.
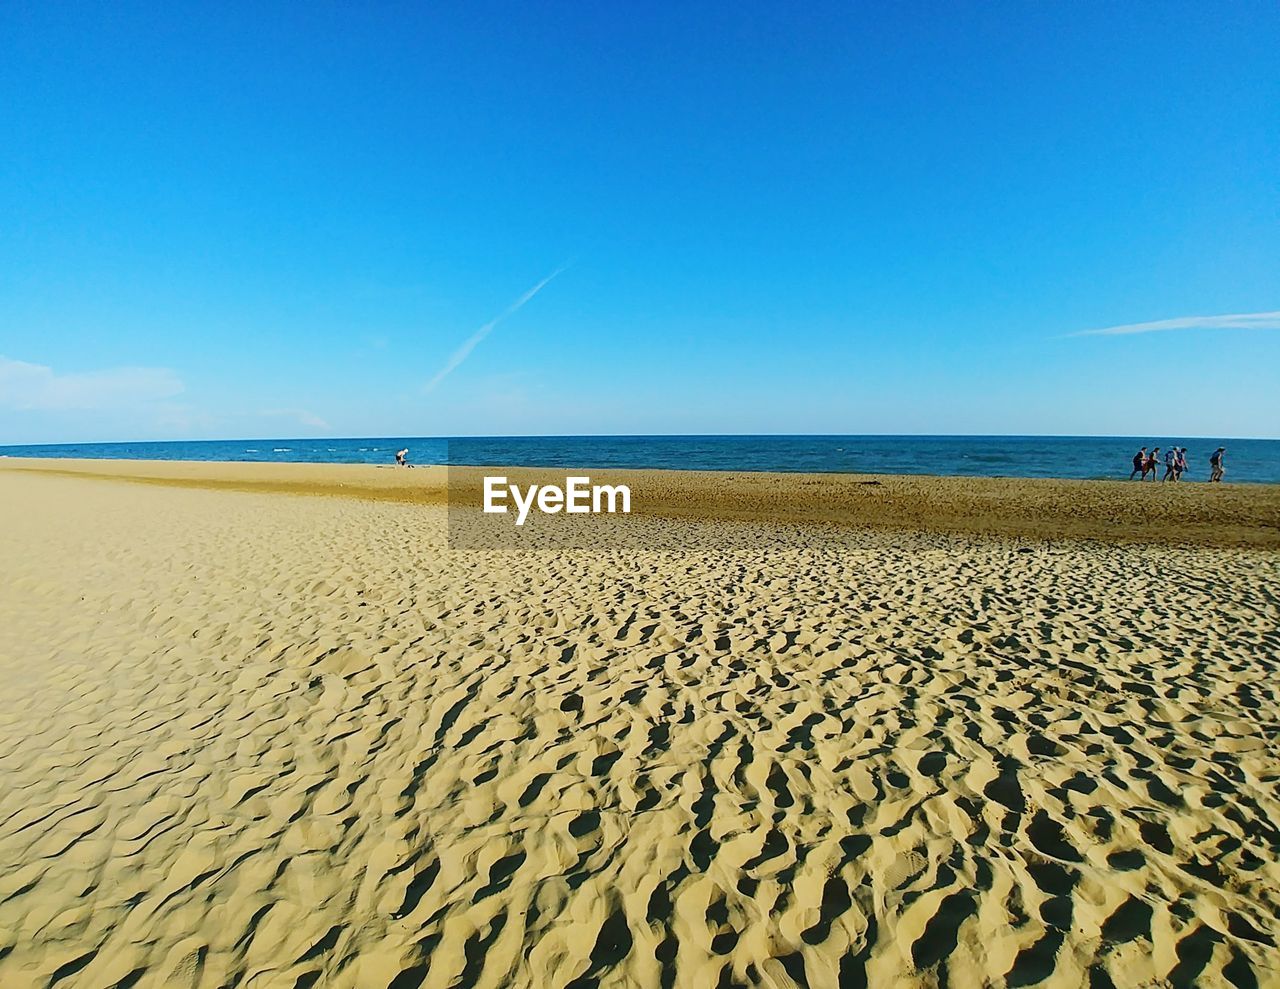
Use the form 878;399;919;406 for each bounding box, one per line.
3;457;1278;547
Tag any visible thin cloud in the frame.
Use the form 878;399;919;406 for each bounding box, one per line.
261;408;331;430
1069;311;1280;337
424;265;568;394
0;355;183;410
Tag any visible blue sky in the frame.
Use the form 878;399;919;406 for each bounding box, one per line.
2;1;1277;443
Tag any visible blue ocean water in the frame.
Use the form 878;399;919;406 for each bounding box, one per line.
3;435;1278;483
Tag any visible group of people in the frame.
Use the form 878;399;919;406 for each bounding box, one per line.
1129;446;1227;482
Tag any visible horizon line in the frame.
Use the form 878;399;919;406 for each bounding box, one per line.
5;429;1279;448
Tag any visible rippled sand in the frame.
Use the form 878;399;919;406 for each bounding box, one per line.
1;463;1277;988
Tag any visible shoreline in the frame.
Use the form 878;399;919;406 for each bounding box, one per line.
3;456;1278;548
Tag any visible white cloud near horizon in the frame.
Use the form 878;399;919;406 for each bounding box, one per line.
1070;311;1280;337
0;355;184;410
424;265;568;394
260;408;332;430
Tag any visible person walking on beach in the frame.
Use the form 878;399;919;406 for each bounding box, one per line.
1130;447;1147;480
1145;447;1160;481
1175;447;1187;481
1162;447;1176;482
1209;447;1226;482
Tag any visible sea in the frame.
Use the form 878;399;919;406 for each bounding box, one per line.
3;435;1278;483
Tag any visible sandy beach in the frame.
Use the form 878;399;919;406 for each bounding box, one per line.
6;457;1279;547
1;459;1277;988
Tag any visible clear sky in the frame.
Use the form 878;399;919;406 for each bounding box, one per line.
2;1;1278;443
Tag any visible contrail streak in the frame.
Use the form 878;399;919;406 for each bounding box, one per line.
1068;310;1280;337
424;264;569;393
